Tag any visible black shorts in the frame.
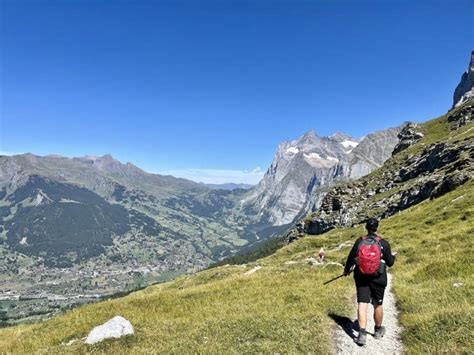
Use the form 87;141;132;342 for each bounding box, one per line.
355;279;386;305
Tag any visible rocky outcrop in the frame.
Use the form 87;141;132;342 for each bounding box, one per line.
453;51;474;108
304;103;474;236
448;100;474;129
392;123;424;155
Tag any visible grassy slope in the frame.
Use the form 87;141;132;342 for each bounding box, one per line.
1;179;473;354
1;103;473;353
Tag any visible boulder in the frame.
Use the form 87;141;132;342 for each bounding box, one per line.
84;316;134;345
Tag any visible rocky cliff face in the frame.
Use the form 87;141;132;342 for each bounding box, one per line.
242;126;401;226
453;51;474;108
303;100;474;236
347;126;403;178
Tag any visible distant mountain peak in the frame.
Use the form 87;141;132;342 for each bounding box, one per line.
302;129;318;138
328;132;354;141
295;130;320;146
453;50;474;108
327;132;359;153
101;154;114;160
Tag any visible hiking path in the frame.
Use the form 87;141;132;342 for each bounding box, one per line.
332;273;403;355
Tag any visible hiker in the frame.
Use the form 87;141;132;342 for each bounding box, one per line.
318;247;325;262
343;218;396;346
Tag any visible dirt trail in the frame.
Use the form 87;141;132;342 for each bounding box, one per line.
333;274;403;355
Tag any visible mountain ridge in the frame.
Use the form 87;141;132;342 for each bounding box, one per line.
1;99;472;353
0;125;405;323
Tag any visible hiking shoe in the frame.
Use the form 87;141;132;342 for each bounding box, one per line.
355;330;367;346
374;326;386;339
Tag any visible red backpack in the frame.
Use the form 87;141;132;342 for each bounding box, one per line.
356;235;382;275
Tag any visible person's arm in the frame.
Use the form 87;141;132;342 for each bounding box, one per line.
343;239;360;275
382;239;395;267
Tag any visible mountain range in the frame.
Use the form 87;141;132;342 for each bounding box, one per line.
0;125;399;266
1;70;472;355
0;128;399;322
1;51;473;324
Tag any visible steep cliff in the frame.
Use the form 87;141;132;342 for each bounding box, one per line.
453;51;474;108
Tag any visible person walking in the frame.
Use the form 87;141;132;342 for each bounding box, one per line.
343;218;396;346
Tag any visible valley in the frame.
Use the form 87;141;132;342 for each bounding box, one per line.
0;126;399;324
1;1;472;352
1;50;472;328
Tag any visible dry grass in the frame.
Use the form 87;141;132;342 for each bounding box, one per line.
0;180;472;354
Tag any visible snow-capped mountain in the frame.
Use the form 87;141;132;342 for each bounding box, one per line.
241;126;402;226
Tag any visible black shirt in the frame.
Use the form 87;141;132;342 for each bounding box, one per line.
344;233;395;286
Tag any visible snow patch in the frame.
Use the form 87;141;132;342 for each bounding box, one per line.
286;147;299;154
340;140;359;149
304;152;322;160
33;193;44;206
59;198;82;204
304;153;339;165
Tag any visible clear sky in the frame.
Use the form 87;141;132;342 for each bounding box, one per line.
1;0;472;184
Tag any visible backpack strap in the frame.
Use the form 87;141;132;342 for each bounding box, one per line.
366;233;381;241
373;235;384;257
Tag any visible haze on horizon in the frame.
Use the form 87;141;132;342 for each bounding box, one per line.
1;0;472;184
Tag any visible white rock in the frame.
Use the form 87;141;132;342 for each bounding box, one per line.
244;266;262;275
451;195;464;203
453;282;464;288
84;316;134;345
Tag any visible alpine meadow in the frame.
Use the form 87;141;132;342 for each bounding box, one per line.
1;1;473;354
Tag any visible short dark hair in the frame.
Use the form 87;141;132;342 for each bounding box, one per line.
365;218;379;232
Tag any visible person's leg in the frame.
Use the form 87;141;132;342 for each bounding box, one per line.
356;283;370;328
358;302;369;329
371;283;386;339
370;283;386;327
374;304;383;327
355;281;370;345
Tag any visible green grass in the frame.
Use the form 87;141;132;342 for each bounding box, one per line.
1;100;472;353
1;180;473;354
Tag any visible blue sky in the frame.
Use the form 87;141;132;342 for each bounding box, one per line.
1;0;472;184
